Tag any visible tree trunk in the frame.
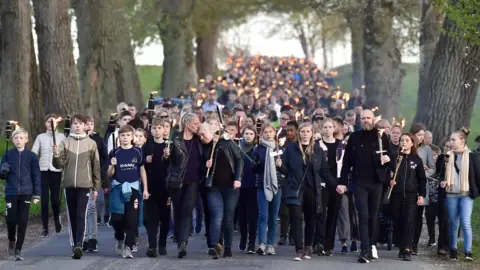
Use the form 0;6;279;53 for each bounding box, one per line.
363;0;405;120
413;19;480;146
347;15;365;90
196;24;219;79
73;0;143;127
419;0;444;88
160;0;198;98
29;28;45;140
0;0;33;132
298;26;310;59
33;0;82;116
321;27;328;69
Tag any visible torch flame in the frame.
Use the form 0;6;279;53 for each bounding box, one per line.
151;91;158;95
374;115;382;123
8;121;20;131
400;117;406;128
277;127;283;137
372;106;379;112
378;128;385;137
196;99;203;107
342;92;350;102
51;117;63;130
295;111;301;121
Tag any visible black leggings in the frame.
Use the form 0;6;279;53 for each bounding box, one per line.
425;198;450;250
413;205;424;247
41;171;62;230
238;187;258;245
169;181;198;246
145;189;170;248
6;195;32;251
391;193;417;250
290;187;317;251
111;189;139;249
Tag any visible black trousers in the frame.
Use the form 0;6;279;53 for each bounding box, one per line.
6;195;32;251
169;181;198;246
323;187;342;250
111;189;139;249
348;192;359;241
391;193;417;250
354;182;383;255
145;189;170;248
412;205;424;247
290;186;317;251
279;186;292;239
239;187;258;246
314;187;328;246
425;199;450;250
65;188;90;247
41;171;62;230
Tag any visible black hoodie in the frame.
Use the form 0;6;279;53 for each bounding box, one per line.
389;152;427;198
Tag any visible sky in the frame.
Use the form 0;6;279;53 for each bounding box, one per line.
69;14;419;68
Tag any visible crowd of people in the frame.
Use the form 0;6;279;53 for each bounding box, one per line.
1;54;480;264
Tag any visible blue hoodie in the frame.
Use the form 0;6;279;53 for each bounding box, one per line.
1;148;41;198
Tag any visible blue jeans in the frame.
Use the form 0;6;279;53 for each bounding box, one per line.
446;195;473;252
257;190;282;245
207;188;239;248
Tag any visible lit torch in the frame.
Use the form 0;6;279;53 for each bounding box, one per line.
166;119;177;150
5;121;18;152
148;91;158;131
50;116;63;146
400;117;406;128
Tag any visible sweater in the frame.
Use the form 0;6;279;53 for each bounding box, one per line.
31;131;66;172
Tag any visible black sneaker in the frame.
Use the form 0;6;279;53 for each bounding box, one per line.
403;250;412;261
411;245;419;255
398;249;404;258
208;248;219;259
449;248;458;261
40;229;49;238
158;245;167;255
223;247;232;258
239;241;246;251
358;255;370;263
350;241;358;252
465;252;473;262
146;248;157;258
289;237;295;246
278;236;287;246
72;246;83;259
55;219;63;233
246;243;255;254
88;239;98;252
8;241;15;256
315;244;325;256
177;241;187;258
341;245;348;254
82;241;90;252
14;250;23;261
324;250;333;256
427;239;436;247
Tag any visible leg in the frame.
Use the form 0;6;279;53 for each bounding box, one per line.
289;205;303;251
314;188;329;246
64;188;78;246
5;196;19;244
50;171;62;224
401;194;418;251
458;196;473;253
15;195;33;251
445;197;460;250
222;188;239;249
207;190;224;248
88;194;98;239
238;189;248;246
425;202;437;244
96;188;105;224
367;184;383;249
390;194;403;248
75;188;90;247
325;189;342;251
303;187;317;248
124;189;139;249
354;184;370;256
337;194;350;244
412;206;425;248
200;186;211;245
177;182;198;244
158;191;171;248
247;188;259;246
40;172;50;231
267;189;282;246
256;191;268;245
146;194;161;249
437;195;450;251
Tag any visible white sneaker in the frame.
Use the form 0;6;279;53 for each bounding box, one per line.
256;243;266;255
123;246;134;259
116;240;124;257
132;244;138;253
371;245;378;259
293;256;302;261
266;245;276;255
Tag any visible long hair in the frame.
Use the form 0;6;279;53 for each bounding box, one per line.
399;133;418;154
297;122;315;163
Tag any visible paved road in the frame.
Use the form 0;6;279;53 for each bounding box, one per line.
0;225;438;270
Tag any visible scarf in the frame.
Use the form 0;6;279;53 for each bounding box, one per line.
260;139;278;202
336;141;346;178
240;139;255;153
445;146;470;193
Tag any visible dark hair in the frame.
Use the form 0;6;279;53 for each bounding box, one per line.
286;120;298;129
475;135;480;143
85;115;94;123
399;133;418;154
226;121;238;129
242;125;257;137
344;110;355;118
409;122;426;135
118;125;135;135
269;110;278;122
332;116;344;127
454;127;471;142
71;114;89;124
151;118;165;127
127;103;136;107
45;113;58;122
430;144;441;153
118;110;132;121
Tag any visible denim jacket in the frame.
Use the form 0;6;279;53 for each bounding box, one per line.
1;148;41;198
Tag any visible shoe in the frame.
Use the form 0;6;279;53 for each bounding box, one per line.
82;241;90;252
146;248;157;258
256;243;266;256
465;252;473;262
278;236;287;246
239;241;246;251
303;246;312;259
357;255;370;263
215;243;223;255
403;250;412;261
116;240;124;257
195;224;202;235
40;229;49;238
177;241;187;258
370;245;378;259
14;250;24;261
132;244;138;253
123;246;134;259
341;244;348;254
266;245;276;255
135;236;139;246
208;248;219;260
223;247;232;258
88;239;98;252
398;249;404;258
55;219;63;233
189;232;194;236
8;241;15;256
289;237;295;246
411;245;419;255
350;241;358;252
158;245;167;255
437;249;448;256
71;246;83;259
427;239;437;247
314;243;325;256
324;250;333;256
449;248;458;261
246;243;255;254
294;250;303;261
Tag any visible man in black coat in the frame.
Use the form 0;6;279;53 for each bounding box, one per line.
338;109;391;263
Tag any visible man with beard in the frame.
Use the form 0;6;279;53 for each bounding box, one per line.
338;109;391;263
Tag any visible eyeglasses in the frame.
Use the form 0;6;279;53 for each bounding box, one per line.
159;115;169;119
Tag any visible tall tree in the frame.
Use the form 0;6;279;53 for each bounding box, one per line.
414;2;480;145
363;0;405;119
33;0;82;115
73;0;143;125
29;29;45;139
343;6;364;90
195;24;220;79
0;0;34;132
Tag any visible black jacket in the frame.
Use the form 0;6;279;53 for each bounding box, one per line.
437;152;480;199
90;132;109;188
389;153;427;198
279;143;336;213
252;144;286;189
166;133;205;189
210;138;244;182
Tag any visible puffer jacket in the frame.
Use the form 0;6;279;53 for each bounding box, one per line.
1;148;41;198
31;131;66;172
52;133;101;190
252;144;285;189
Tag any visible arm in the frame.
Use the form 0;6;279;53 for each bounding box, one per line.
318;147;337;188
31;153;41;199
107;150;115;177
31;135;41;156
52;140;66;169
91;147;101;191
416;157;427;198
230;141;244;181
278;146;289;175
340;133;355;186
471;153;480;192
107;134;113;154
140;165;148;193
425;147;436;177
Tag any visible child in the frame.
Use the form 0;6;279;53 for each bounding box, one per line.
82;116;109;252
52;114;101;259
31;113;66;238
0;128;41;261
252;123;285;256
133;128;148;252
108;125;149;259
144;119;171;257
107;111;133;153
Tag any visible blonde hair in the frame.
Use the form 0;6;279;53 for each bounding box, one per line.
12;128;29;139
180;113;198;132
320;118;335;129
297;122;315;163
260;122;276;136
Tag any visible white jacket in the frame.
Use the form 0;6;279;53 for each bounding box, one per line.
31;131;66;172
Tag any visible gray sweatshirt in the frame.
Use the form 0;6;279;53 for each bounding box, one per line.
418;145;435;177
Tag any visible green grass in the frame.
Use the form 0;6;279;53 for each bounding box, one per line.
137;65;163;99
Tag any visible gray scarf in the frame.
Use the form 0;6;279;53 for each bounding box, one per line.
261;139;278;202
